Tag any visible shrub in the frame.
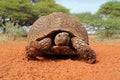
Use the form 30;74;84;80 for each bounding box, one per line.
2;21;27;40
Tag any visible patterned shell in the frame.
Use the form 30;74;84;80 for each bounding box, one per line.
28;12;89;44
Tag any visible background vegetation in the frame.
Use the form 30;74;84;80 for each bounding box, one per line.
0;0;120;41
2;21;27;40
73;1;120;39
0;0;69;26
0;0;69;41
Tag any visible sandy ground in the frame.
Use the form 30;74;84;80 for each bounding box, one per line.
0;41;120;80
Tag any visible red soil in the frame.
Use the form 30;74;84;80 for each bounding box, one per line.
0;41;120;80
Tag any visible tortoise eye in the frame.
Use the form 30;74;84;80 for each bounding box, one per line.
58;35;61;37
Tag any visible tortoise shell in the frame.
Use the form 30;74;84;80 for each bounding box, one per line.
28;12;89;44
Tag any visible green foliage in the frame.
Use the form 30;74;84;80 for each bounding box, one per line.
97;17;120;39
73;12;93;23
73;10;120;39
34;0;69;16
2;21;27;40
96;1;120;39
0;0;69;25
73;12;102;27
0;0;38;25
98;1;120;18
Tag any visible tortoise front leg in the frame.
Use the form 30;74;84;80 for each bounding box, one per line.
71;37;96;64
25;38;52;60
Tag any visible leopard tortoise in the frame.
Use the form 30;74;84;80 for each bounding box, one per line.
25;12;96;64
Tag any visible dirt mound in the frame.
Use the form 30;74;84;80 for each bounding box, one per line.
0;41;120;80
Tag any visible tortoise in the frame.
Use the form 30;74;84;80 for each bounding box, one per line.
25;12;96;64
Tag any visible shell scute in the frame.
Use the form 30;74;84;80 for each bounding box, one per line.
28;12;89;44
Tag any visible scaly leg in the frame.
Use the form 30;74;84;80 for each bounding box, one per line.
71;37;96;64
25;38;52;60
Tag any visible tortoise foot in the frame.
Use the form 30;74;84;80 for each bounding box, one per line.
25;38;52;60
71;37;96;64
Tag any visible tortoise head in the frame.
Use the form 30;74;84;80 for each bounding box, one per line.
54;32;70;46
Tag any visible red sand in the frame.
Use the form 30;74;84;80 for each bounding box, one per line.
0;41;120;80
